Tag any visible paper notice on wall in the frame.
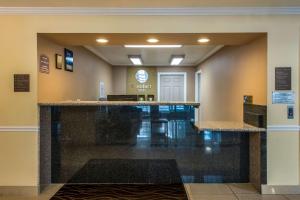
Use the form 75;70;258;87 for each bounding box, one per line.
99;81;106;99
272;91;295;104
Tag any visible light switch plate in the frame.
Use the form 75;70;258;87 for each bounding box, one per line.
287;105;294;119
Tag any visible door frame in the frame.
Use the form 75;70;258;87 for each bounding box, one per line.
195;70;202;102
195;70;202;121
157;72;187;101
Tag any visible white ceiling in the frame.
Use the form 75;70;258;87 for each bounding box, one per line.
85;45;223;67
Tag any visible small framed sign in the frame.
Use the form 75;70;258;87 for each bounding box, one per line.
99;81;106;99
64;48;73;72
55;54;63;69
275;67;291;90
14;74;30;92
39;55;49;74
243;95;253;104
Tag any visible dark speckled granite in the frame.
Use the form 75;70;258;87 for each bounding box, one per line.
244;104;267;128
39;105;266;185
39;106;52;191
249;131;267;192
68;159;182;184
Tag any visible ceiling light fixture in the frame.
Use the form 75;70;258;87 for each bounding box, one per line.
128;55;143;66
124;45;182;48
147;38;159;43
96;38;109;43
170;55;185;66
198;38;210;43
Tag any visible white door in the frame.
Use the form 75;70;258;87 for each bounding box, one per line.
159;74;185;101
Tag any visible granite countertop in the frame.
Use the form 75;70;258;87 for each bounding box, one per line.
193;121;266;132
38;100;200;107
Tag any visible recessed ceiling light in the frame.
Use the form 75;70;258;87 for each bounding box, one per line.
96;38;109;43
147;38;159;43
128;55;143;66
170;55;185;66
124;45;182;48
198;38;210;43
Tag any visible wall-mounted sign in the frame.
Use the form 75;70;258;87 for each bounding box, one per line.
275;67;291;90
136;84;152;92
135;70;148;83
39;55;49;74
99;81;106;99
272;91;295;104
64;48;74;72
14;74;30;92
243;95;253;104
55;54;63;69
127;67;156;96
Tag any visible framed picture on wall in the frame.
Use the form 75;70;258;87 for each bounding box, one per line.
64;48;73;72
39;54;49;74
55;54;63;69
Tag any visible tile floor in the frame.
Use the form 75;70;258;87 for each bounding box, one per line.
185;184;300;200
0;184;63;200
1;184;300;200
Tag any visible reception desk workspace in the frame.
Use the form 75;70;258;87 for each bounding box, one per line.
193;119;266;191
38;101;266;192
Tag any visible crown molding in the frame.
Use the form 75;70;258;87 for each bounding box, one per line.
1;7;300;15
84;46;112;65
196;45;224;66
0;126;39;132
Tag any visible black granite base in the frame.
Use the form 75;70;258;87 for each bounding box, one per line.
40;105;263;184
68;159;182;184
50;184;188;200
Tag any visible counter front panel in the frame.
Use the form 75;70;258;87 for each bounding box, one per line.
39;104;261;186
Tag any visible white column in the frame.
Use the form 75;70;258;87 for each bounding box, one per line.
266;27;300;186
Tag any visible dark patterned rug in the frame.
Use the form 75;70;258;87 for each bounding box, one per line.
50;184;188;200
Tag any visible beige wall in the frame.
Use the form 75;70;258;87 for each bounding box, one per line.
113;66;195;101
126;67;157;98
38;36;113;102
197;36;267;121
112;66;127;95
0;15;299;188
0;133;38;186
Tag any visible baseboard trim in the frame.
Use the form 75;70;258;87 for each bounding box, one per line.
0;126;39;132
0;186;39;196
262;184;300;194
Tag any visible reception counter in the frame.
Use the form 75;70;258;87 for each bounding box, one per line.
194;121;266;132
38;100;200;107
39;101;199;188
39;101;266;192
